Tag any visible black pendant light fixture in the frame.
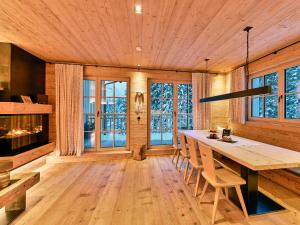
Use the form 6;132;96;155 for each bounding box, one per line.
200;26;272;103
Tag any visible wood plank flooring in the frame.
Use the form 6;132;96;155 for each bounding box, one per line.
2;157;299;225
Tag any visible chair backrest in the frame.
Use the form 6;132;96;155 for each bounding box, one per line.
173;131;179;149
179;133;188;155
186;136;201;167
198;142;216;182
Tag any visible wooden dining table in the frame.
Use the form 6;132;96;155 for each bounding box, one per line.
179;129;300;215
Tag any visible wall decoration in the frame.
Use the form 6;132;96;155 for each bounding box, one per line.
135;92;144;114
21;95;32;104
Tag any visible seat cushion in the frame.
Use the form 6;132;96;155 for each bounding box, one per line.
286;167;300;176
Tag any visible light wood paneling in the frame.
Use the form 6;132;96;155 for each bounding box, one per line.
231;122;300;152
0;143;55;169
45;64;56;142
0;102;52;114
0;0;299;72
84;66;191;150
5;157;300;225
0;172;40;209
260;169;300;195
210;74;230;129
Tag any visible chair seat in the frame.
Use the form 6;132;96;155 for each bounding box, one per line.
202;168;245;187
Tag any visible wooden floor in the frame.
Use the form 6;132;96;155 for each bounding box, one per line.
3;157;300;225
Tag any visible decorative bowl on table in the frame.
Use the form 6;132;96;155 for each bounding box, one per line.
218;135;237;143
207;133;219;139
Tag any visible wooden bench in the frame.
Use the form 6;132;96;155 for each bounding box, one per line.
0;172;40;211
260;168;300;195
0;160;40;212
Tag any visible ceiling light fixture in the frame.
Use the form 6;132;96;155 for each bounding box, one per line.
199;26;272;103
135;5;143;14
136;46;142;52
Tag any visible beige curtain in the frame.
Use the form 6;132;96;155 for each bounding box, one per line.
229;67;246;124
55;64;84;156
192;73;211;130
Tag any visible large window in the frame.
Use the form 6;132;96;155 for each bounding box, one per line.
149;81;192;146
251;72;278;118
83;80;96;149
177;84;193;130
100;80;127;148
83;78;128;151
285;65;300;119
249;63;300;121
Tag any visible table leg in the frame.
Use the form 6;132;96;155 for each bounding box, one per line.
240;166;259;213
5;193;26;212
229;166;283;215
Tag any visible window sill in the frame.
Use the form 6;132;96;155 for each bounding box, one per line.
244;119;300;131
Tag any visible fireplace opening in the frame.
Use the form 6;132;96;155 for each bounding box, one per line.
0;114;49;156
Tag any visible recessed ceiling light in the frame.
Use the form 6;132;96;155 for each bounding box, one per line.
135;5;142;14
136;46;142;52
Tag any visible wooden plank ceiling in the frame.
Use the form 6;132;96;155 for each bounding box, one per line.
0;0;299;72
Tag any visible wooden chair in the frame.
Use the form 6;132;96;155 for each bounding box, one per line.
172;132;181;167
185;136;203;196
198;142;248;224
177;133;190;177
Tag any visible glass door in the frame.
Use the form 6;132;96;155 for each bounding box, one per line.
149;81;192;147
100;80;128;149
150;82;174;145
83;78;129;151
83;80;96;149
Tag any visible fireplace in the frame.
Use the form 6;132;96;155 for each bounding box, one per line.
0;114;48;156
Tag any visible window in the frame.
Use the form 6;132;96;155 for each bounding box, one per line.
177;84;193;130
285;65;300;119
83;80;96;149
100;80;128;148
251;72;278;118
149;81;193;146
249;63;300;122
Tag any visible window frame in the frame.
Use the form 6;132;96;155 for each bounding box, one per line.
248;60;300;124
83;76;130;152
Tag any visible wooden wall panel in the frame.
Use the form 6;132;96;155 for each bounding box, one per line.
249;42;300;75
210;74;230;129
231;122;300;152
45;64;56;142
48;64;229;151
229;43;300;152
84;66;192;150
227;43;300;194
0;1;299;72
